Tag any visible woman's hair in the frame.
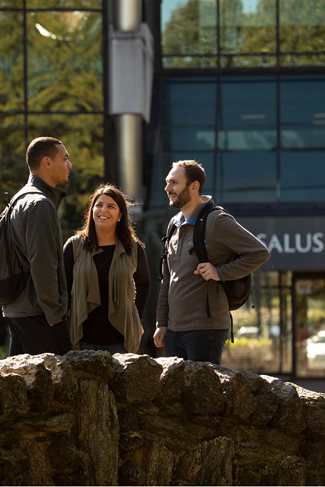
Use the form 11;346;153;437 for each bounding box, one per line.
77;183;138;254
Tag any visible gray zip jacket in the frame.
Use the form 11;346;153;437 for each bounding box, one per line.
156;196;270;332
2;175;68;325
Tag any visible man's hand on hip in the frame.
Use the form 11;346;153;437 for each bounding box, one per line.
194;262;220;281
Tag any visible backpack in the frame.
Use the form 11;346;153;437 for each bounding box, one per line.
160;202;252;342
192;202;252;313
0;191;40;306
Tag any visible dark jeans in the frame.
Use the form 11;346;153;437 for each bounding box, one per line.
165;329;228;365
7;315;71;356
79;341;126;354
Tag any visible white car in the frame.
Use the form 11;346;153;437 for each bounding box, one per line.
306;330;325;367
236;326;259;339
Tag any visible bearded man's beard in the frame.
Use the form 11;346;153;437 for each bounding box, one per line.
169;185;191;209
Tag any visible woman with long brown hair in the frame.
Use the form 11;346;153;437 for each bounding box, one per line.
63;183;150;353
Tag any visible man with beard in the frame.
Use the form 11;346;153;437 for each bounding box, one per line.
153;160;269;364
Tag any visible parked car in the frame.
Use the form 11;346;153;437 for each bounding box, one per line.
236;326;259;339
306;330;325;367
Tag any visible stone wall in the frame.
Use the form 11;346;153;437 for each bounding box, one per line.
0;351;324;486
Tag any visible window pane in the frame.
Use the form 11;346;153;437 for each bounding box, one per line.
0;115;26;203
27;11;103;112
27;0;102;7
280;78;325;124
294;277;325;378
28;114;104;180
0;12;24;111
280;53;325;67
222;79;276;127
280;78;325;150
223;270;286;374
220;54;276;68
0;1;22;6
161;0;217;68
221;151;277;202
163;55;217;68
220;0;276;54
282;128;325;149
162;128;215;151
161;80;216;125
161;100;215;126
218;80;277;151
162;79;216;103
219;130;276;150
281;152;325;201
280;0;325;66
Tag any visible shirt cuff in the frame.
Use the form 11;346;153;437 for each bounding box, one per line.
156;322;168;328
216;265;223;281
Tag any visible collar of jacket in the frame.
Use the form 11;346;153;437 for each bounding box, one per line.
175;195;215;227
27;174;66;209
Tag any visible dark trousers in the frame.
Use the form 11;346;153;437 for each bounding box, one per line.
165;329;228;365
7;315;71;356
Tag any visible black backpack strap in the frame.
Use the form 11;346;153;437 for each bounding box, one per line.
229;313;234;343
1;190;43;224
6;190;44;211
159;221;177;281
192;202;235;341
193;202;224;263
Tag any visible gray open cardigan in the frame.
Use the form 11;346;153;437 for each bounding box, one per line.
67;235;143;352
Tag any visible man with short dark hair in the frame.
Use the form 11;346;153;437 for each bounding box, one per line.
153;160;270;365
2;137;73;355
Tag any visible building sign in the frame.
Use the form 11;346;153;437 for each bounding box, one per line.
238;217;325;270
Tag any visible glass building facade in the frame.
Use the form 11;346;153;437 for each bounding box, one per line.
1;0;325;389
156;0;325;207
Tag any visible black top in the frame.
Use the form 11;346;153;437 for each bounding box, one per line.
63;241;150;345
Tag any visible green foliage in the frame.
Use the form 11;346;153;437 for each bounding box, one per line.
0;12;24;111
225;337;273;349
27;0;101;7
0;347;6;359
0;115;27;212
27;11;103;112
0;8;105;234
162;0;325;68
163;0;218;67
